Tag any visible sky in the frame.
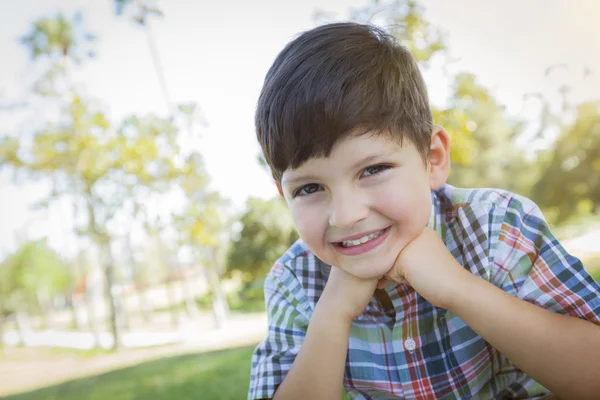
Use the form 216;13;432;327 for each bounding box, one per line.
0;0;599;258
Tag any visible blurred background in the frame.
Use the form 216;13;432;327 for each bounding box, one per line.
0;0;598;399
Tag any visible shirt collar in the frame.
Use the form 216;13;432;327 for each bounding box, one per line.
427;188;442;236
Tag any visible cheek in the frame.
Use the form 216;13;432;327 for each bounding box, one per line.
290;206;326;249
374;182;431;230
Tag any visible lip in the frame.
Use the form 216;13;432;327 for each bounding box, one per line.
335;228;389;242
331;226;391;256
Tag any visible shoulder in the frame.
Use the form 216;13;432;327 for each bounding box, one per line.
264;238;330;312
435;184;542;223
433;185;548;280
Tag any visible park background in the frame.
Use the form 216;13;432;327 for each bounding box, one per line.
0;0;599;399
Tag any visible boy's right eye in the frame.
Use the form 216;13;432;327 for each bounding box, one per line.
294;183;322;197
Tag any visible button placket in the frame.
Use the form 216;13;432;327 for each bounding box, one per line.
404;337;416;353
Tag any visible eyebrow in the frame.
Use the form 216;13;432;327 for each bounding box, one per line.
282;151;395;188
281;175;315;188
350;153;392;170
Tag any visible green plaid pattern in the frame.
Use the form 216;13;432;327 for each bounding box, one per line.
248;185;600;399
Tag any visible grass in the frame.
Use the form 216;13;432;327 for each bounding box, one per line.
0;345;256;400
2;254;598;400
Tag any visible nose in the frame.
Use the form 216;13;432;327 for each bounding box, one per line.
328;193;368;229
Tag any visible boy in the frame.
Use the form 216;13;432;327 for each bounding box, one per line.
248;22;600;399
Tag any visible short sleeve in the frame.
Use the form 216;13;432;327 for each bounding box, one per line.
491;196;600;323
248;264;311;400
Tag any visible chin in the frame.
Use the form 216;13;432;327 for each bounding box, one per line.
346;260;393;280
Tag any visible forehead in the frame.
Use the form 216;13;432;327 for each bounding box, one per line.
281;134;408;184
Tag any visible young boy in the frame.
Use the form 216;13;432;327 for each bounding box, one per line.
248;22;600;400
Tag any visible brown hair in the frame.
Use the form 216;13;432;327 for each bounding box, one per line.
256;22;432;183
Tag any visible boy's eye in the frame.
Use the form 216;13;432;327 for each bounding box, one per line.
294;183;322;197
361;164;390;178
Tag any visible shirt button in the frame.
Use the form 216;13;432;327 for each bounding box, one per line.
404;338;416;352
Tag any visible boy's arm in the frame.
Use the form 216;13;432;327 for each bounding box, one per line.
273;266;378;400
449;268;600;400
388;197;600;400
272;297;351;400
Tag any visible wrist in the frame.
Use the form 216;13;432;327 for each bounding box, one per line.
316;292;355;327
444;267;482;312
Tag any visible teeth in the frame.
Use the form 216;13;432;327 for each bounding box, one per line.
342;230;384;248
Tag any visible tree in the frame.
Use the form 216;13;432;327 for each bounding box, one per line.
327;0;529;193
0;240;70;346
113;0;171;109
349;0;446;65
226;197;299;284
19;12;95;97
174;163;233;328
532;101;600;223
1;13;213;349
437;73;529;194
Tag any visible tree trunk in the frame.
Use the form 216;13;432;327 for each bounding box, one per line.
126;234;151;324
117;291;130;331
70;300;79;331
14;312;29;347
157;239;180;329
208;248;229;329
85;289;102;349
165;275;180;329
0;316;5;354
143;18;171;110
69;294;80;330
182;271;199;318
138;287;152;323
99;238;122;351
36;289;50;329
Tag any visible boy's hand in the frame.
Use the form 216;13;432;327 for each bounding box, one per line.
321;266;379;323
386;227;467;309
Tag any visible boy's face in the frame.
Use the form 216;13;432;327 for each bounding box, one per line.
280;128;449;279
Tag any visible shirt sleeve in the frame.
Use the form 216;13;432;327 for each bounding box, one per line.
248;263;311;400
491;195;600;323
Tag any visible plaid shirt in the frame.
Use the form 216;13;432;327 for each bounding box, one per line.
248;185;600;399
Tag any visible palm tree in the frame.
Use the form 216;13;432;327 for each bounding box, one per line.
20;12;95;96
113;0;171;110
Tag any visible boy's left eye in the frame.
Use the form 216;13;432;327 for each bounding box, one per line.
361;164;390;178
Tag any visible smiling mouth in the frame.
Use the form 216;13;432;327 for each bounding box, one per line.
331;226;391;256
339;229;386;247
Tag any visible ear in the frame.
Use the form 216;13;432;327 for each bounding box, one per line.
428;125;451;190
276;183;284;198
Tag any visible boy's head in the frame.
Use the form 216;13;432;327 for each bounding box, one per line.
256;22;433;184
255;22;450;279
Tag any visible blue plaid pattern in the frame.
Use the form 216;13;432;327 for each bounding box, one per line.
248;185;600;399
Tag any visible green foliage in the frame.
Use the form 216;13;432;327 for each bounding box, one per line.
19;13;96;97
2;11;219;348
226;197;298;283
438;73;530;194
113;0;164;26
321;1;529;194
1;346;255;400
0;95;206;240
20;12;95;63
591;268;600;284
532;102;600;224
196;280;265;313
584;254;600;276
0;240;70;317
552;213;600;241
350;0;446;65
